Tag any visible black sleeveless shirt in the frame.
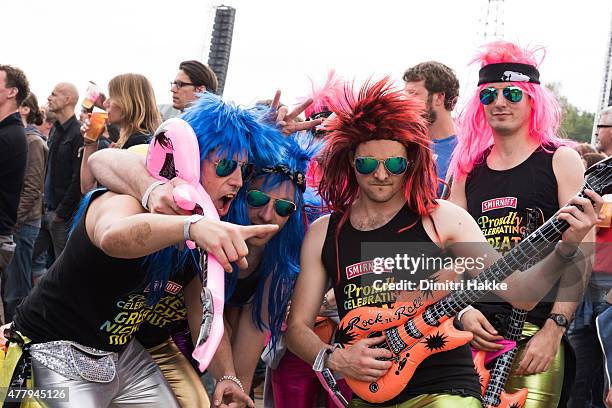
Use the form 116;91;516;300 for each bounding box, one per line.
321;204;481;404
15;190;197;351
466;145;560;328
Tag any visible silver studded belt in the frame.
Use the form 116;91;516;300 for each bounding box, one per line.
30;341;117;383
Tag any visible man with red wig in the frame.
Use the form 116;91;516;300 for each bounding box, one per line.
449;41;596;407
286;77;601;407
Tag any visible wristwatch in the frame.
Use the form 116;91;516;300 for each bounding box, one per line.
547;313;569;329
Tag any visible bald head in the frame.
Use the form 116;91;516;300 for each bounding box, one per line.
48;82;79;118
56;82;79;106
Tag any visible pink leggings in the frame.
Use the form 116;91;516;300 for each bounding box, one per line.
272;351;352;408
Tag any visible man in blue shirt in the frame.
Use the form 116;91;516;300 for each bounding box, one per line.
403;61;459;197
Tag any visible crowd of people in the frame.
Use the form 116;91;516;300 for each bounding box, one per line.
0;39;611;408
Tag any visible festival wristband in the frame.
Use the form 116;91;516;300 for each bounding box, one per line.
183;214;205;242
219;375;244;393
141;180;166;210
313;344;340;371
457;305;475;323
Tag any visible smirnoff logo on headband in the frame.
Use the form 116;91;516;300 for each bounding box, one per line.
345;260;391;280
482;197;517;213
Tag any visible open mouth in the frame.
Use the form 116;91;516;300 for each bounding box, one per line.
217;193;236;215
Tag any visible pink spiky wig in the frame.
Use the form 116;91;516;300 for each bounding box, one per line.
318;77;438;217
450;41;566;180
303;70;345;120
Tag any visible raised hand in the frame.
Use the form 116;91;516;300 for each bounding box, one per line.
270;90;323;135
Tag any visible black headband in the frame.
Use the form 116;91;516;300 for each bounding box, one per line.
478;63;540;86
258;164;306;192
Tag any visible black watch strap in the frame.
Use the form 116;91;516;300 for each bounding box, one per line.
548;313;569;328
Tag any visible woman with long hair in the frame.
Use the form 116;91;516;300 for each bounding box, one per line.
80;73;161;193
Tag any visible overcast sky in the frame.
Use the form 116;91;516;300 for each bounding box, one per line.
3;0;611;114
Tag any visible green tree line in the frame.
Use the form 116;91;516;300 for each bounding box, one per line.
546;83;594;143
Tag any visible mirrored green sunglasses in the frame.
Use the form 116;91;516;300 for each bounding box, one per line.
214;158;254;181
246;189;297;217
479;86;524;105
354;156;409;175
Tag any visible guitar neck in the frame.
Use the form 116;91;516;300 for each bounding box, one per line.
483;348;519;406
430;206;572;319
482;308;527;405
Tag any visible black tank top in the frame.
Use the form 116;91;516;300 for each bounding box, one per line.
322;204;481;404
466;145;560;328
15;190;197;351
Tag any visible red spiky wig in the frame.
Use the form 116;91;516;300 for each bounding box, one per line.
318;77;438;217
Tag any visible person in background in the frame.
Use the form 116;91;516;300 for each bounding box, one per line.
0;64;29;324
403;61;459;197
596;107;612;157
3;93;48;321
36;105;56;140
31;82;81;276
79;73;161;194
171;60;218;112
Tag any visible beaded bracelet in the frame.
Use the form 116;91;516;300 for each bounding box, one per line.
219;375;245;393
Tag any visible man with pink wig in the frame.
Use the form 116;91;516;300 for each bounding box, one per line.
450;41;595;407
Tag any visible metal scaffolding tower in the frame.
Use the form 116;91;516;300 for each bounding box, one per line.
593;12;612;145
481;0;505;41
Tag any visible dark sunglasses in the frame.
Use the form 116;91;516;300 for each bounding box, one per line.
354;156;409;175
214;158;254;181
479;86;524;105
596;125;612;129
170;80;195;89
246;189;296;217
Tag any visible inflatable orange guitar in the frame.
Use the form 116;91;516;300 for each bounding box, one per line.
474;308;529;408
334;157;612;403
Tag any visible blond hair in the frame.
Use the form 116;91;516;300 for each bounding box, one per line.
108;73;161;147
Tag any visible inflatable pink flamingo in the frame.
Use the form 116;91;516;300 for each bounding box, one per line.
146;117;224;371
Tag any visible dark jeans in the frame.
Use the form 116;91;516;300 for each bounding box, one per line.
3;222;40;321
568;287;609;408
31;210;69;276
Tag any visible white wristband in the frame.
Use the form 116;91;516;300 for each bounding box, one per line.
457;305;475;323
183;214;205;242
141;180;166;210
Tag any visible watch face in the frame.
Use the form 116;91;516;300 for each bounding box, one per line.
554;314;567;327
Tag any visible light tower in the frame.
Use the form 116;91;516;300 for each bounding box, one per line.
481;0;505;41
592;12;612;145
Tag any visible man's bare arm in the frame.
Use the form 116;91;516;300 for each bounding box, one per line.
89;149;152;199
286;216;331;364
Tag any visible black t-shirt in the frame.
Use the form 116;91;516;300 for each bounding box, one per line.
465;145;560;328
14;190;197;351
122;132;151;150
135;261;200;349
321;205;481;404
0;113;27;235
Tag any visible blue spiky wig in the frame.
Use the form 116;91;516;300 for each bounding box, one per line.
71;94;284;306
181;92;280;168
225;132;322;347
